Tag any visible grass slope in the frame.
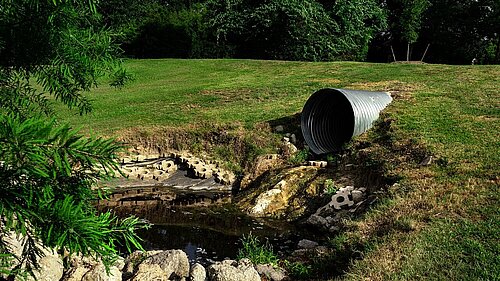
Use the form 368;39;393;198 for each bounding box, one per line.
57;59;499;280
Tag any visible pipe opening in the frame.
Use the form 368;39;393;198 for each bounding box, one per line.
301;89;354;154
301;88;392;155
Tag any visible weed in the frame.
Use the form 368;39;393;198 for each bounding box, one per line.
237;233;279;266
282;260;312;279
325;153;338;164
289;148;309;165
324;179;338;194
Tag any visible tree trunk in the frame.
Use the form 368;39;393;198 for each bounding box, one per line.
390;45;397;62
407;43;410;61
495;36;500;64
421;43;430;62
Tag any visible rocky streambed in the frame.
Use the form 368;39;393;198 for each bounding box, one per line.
84;139;385;280
11;140;388;281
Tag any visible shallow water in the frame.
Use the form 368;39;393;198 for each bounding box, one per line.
98;184;319;265
134;205;311;265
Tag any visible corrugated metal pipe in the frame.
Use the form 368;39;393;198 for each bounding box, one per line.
301;88;393;154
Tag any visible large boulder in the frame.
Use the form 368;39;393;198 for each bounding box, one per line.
63;255;124;281
129;263;168;281
237;166;323;220
122;250;163;280
207;259;260;281
240;154;283;190
133;250;189;280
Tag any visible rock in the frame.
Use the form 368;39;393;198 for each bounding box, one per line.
31;250;64;281
122;250;164;280
297;239;319;249
250;187;283;215
290;134;297;144
282;137;290;143
3;232;64;281
82;263;121;281
207;259;260;281
238;166;322;219
130;263;168;281
351;190;365;203
190;263;207;281
64;256;123;281
306;214;329;228
256;264;287;281
240;155;283;190
282;142;298;156
139;250;189;279
63;266;90;281
274;125;284;133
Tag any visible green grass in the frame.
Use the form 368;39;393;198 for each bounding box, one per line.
56;59;500;280
237;233;279;266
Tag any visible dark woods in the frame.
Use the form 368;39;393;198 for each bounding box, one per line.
99;0;500;64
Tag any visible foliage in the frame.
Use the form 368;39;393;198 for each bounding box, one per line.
0;0;146;278
203;0;386;61
282;260;312;279
386;0;430;45
99;0;386;61
0;115;149;276
0;0;130;116
289;148;310;165
324;179;338;195
370;0;499;64
237;233;279;266
420;0;500;64
327;0;387;60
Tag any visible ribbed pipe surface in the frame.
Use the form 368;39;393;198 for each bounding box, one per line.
301;88;392;154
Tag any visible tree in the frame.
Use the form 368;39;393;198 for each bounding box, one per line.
419;0;500;64
328;0;387;60
0;0;147;278
203;0;387;61
385;0;430;61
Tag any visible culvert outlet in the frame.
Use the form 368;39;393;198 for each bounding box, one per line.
301;88;392;154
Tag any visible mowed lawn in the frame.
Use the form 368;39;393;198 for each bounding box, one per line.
57;59;500;280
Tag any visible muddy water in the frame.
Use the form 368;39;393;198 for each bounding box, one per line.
97;186;316;265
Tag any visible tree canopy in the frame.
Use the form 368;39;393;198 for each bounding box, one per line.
98;0;499;64
0;0;146;278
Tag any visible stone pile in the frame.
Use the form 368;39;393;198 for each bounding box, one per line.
60;249;288;281
306;185;369;232
118;152;236;185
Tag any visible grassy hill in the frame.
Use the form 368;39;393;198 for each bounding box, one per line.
57;59;499;280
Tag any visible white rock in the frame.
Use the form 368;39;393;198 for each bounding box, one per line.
207;258;260;281
250;188;282;215
190;263;207;281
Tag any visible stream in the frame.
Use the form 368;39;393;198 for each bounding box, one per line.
97;185;317;266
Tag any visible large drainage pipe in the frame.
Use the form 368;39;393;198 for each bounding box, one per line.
301;88;392;154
